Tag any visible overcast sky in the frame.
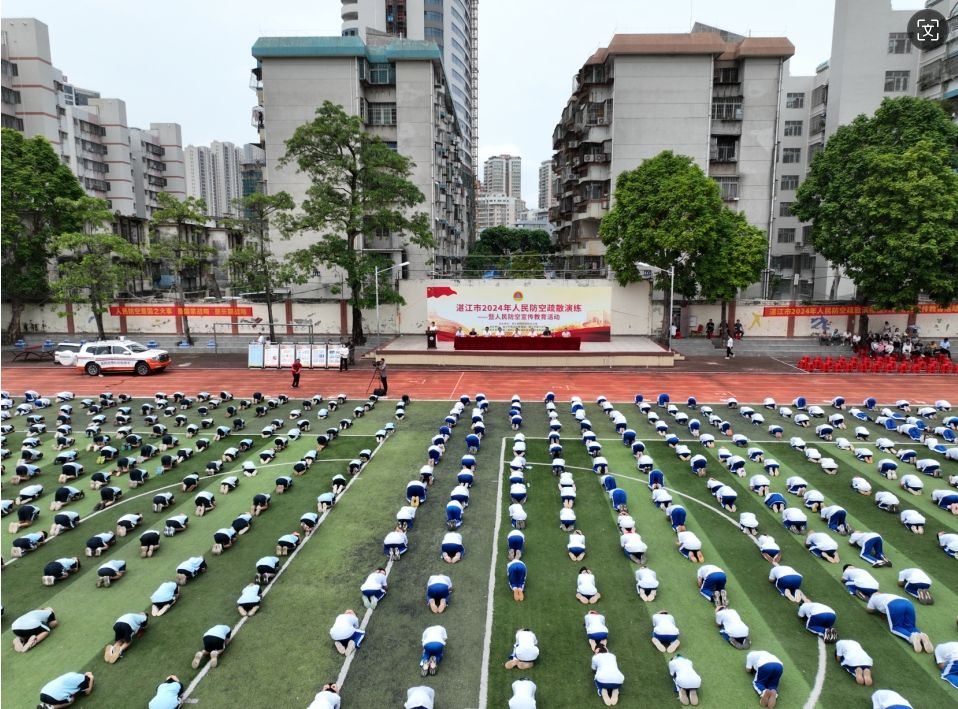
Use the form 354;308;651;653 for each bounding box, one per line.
5;0;925;205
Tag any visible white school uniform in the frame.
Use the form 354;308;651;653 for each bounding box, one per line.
716;607;749;639
870;689;913;709
620;532;647;554
577;572;599;596
835;639;872;668
635;568;659;590
512;629;539;662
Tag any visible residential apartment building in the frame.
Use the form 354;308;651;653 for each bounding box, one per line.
250;35;473;289
768;0;921;301
185;141;261;218
537;159;554;210
1;18;185;221
341;0;478;172
551;26;793;278
483;153;521;199
476;194;526;233
916;0;958;105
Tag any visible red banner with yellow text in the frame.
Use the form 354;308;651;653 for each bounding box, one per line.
108;305;253;317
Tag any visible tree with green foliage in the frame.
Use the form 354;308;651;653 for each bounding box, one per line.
149;193;213;344
600;150;766;332
278;101;432;345
1;129;87;341
463;226;554;277
225;191;295;342
795;97;958;331
50;197;145;340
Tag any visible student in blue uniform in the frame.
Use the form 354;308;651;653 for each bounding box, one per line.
42;556;81;586
150;581;180;616
768;565;804;602
38;671;95;708
426;574;453;613
192;624;232;668
667;503;687;532
746;650;784;707
105;611;148;662
797;601;838;642
849;531;891;567
176;556;207;585
866;592;933;653
440;531;464;563
148;676;184;709
507;529;525;560
697;564;728;605
11;607;58;652
236;583;262;616
507;559;527;601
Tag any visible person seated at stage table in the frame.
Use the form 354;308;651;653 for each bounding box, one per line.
542;327;552;336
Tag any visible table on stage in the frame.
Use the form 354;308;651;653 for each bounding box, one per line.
453;336;581;351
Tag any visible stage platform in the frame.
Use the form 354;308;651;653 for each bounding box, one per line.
370;335;677;368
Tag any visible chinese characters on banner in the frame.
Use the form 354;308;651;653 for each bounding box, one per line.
426;285;611;341
108;305;254;317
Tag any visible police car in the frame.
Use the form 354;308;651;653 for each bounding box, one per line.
66;340;172;376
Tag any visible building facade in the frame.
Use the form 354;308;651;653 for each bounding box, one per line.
251;35;473;290
476;193;526;233
916;0;958;105
767;0;922;301
551;27;793;278
185;141;261;218
482;153;521;199
341;0;477;172
537;159;554;210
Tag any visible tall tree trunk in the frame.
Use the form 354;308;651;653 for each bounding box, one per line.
352;302;365;346
6;301;24;342
177;281;193;345
720;300;728;338
264;283;276;343
93;309;106;341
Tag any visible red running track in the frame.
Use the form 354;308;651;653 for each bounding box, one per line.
2;366;955;403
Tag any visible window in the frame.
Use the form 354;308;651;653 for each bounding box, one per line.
811;84;828;107
342;29;358;37
780;174;800;191
783;120;802;137
710;136;737;162
786;92;805;109
1;87;21;104
424;10;444;22
712;96;743;120
809;113;826;134
782;147;801;164
777;228;796;244
884;70;909;92
425;27;444;42
368;63;396;85
779;202;794;217
715;176;739;201
1;113;23;130
367;103;397;126
888;32;911;54
803;225;814;242
714;66;740;83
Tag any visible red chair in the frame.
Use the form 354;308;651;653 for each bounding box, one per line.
941;360;954;374
897;360;910;374
927;360;940;374
797;356;811;371
910;359;926;373
883;358;897;373
810;357;823;372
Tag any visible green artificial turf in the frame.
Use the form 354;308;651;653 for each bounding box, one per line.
2;392;956;709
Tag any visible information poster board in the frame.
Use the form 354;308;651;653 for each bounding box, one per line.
327;343;341;369
310;344;328;369
247;344;265;368
295;344;313;368
263;343;280;368
279;343;297;368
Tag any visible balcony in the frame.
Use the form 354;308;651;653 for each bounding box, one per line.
710;119;742;136
709;148;737;163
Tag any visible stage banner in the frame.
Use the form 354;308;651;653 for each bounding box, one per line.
247;344;265;369
109;304;253;317
426;285;611;341
295;344;313;368
763;303;958;317
263;343;280;368
279;343;297;368
310;344;328;369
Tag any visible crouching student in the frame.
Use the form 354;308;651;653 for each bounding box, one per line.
38;671;95;709
757;535;781;563
897;568;933;605
420;625;447;676
591;646;625;707
192;624;232;668
697;564;728;605
11;607;58;652
148;676;184;709
507;559;527;602
768;565;804;602
834;639;873;686
636;568;659;601
276;531;301;557
504;628;539;670
41;556;80;586
798;600;838;642
668;654;702;706
715;605;751;649
651;610;681;653
426;574;452;613
236;583;262;616
95;559;126;588
745;651;784;708
584;611;610;651
866;592;933;653
150;581;179;616
440;531;463;563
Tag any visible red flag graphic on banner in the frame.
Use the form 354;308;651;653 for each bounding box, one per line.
426;286;458;298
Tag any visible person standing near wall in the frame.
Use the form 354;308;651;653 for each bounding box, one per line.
291;359;303;389
726;336;735;360
376;359;388;396
339;343;350;371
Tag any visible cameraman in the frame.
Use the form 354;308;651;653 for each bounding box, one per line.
375;359;388;396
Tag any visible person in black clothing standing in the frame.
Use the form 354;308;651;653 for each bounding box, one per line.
376;359;388;396
291;359;303;388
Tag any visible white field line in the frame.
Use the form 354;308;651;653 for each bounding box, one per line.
477;436;507;709
180;435;389;702
335;557;395;689
449;372;465;401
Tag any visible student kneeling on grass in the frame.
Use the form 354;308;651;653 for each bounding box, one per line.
897;568;933;605
277;532;301;557
426;574;452;614
176;556;207;585
405;686;435;709
504;629;539;670
798;600;838;642
834;639;873;686
697;564;728;605
865;592;933;653
236;583;262;616
104;611;148;663
746;650;783;708
42;557;80;586
651;610;681;653
192;624;232;668
591;646;625;706
715;606;750;649
768;565;804;603
95;559;126;588
584;611;610;651
576;567;601;604
150;581;180;616
148;675;184;709
507;559;527;602
668;654;702;706
38;670;94;709
420;625;447;676
12;607;57;652
676;531;704;563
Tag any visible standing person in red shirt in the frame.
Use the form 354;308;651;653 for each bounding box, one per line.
291;358;303;389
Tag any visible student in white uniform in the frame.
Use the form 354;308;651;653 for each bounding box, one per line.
676;530;704;563
668;654;702;705
935;641;958;689
865;592;933;652
834;639;873;686
404;686;435;709
307;684;341;709
508;679;537;709
620;531;647;565
745;650;784;708
938;531;958;558
635;568;659;601
715;605;750;649
900;509;926;534
740;512;759;536
797;600;838;641
651;610;681;653
896;568;933;605
576;567;601;604
360;567;389;608
841;565;880;600
329;610;364;655
568;529;587;561
899;474;924;494
806;532;840;563
757;535;781;563
419;625;447;676
769;565;804;602
504;628;539;669
870;689;913;709
11;607;58;652
584;611;610;651
851;477;873;496
591;646;625;706
875;490;900;513
782;507;808;534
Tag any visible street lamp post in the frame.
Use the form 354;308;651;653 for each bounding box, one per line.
375;260;410;345
637;262;676;352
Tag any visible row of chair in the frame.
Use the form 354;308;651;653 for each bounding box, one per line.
797;354;955;374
